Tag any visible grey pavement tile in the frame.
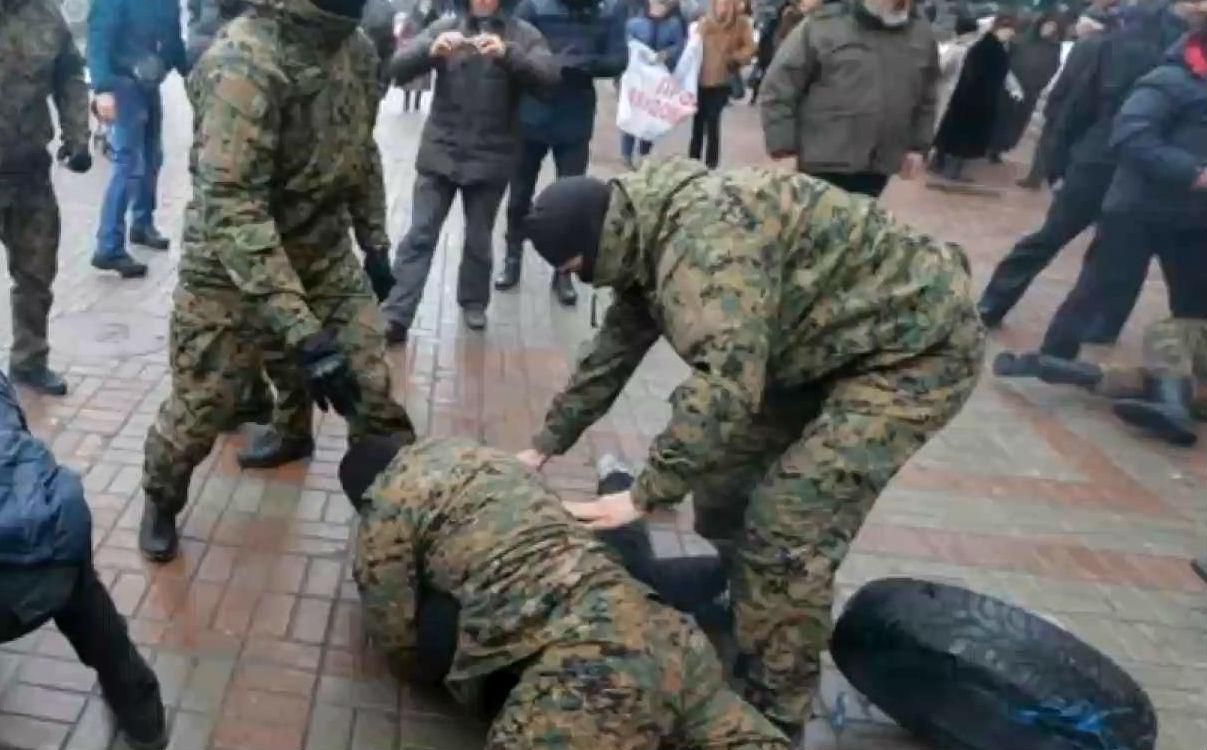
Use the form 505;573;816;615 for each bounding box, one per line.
178;657;234;713
397;714;487;750
165;710;214;750
63;698;116;750
305;703;354;750
0;714;72;750
352;710;397;750
317;676;399;714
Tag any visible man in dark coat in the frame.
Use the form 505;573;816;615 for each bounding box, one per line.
931;16;1015;180
978;1;1185;331
381;0;558;340
0;373;167;749
494;0;628;305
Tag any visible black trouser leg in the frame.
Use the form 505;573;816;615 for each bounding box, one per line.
1156;227;1207;320
457;181;508;312
810;172;889;198
382;172;458;328
504;139;549;253
979;162;1114;322
697;86;728;169
54;566;161;717
689;107;706;161
551;140;590;178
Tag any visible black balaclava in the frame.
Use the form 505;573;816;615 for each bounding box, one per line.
338;433;408;512
524;176;611;284
312;0;370;18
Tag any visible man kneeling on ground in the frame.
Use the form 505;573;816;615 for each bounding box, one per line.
0;373;166;749
340;434;790;749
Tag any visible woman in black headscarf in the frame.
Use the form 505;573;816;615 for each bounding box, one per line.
989;13;1064;160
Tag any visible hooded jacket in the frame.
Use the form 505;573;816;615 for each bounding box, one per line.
1103;38;1207;226
86;0;188;93
180;0;391;349
0;0;90;179
390;3;560;184
533;158;979;510
0;373;92;568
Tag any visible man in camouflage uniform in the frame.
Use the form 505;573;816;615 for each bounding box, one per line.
341;434;791;749
139;0;415;563
516;157;985;735
0;0;92;396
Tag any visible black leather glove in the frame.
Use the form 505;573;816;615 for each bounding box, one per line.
296;329;361;417
363;247;394;302
56;144;92;174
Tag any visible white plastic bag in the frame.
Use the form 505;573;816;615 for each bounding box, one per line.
616;27;703;142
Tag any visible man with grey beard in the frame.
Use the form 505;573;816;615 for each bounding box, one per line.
758;0;939;197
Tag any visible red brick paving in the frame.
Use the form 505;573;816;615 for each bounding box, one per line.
0;80;1202;750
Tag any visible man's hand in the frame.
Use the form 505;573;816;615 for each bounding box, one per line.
474;33;507;59
563;490;643;530
362;247;394;302
296;330;361;418
515;448;549;471
430;31;468;59
56;144;92;174
899;151;926;180
94;93;117;123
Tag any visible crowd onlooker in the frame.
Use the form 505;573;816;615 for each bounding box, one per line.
988;13;1063;162
395;1;440;111
690;0;755;169
621;0;688;168
759;0;939;197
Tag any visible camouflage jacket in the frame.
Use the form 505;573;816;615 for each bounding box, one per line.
534;158;977;511
354;438;655;706
181;0;389;349
0;0;89;180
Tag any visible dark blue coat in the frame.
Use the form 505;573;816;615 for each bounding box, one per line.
626;14;687;69
516;0;628;144
1104;41;1207;226
0;374;92;568
87;0;188;93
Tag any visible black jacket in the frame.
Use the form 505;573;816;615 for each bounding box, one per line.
1103;41;1207;226
934;32;1010;159
1048;4;1186;177
392;12;560;184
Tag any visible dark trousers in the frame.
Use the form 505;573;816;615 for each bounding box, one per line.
0;565;160;716
383;172;507;328
506;139;591;253
809;171;891;198
689;86;730;169
979;161;1116;322
1040;214;1207;359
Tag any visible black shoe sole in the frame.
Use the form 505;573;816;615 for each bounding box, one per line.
121;728;169;750
131;240;170;251
139;542;178;564
237;441;315;469
10;375;68;396
92;261;148;279
494;278;520;291
1113;402;1198;447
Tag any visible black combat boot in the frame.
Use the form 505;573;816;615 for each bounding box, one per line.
138;501;179;563
551;271;578;306
129;226;170;251
494;242;522;291
237;424;315;469
1037;356;1103;390
9;363;68;396
106;671;168;750
992;350;1042;378
1113;377;1198;447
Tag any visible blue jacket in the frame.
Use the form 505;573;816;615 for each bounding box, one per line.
516;0;628;144
0;374;92;568
1104;40;1207;226
626;14;687;69
87;0;188;93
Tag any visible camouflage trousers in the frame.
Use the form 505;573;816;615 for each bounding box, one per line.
0;179;59;370
484;604;789;749
1096;318;1207;418
142;284;414;512
689;303;985;729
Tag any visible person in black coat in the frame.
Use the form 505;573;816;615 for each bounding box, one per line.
931;15;1017;181
990;13;1064;160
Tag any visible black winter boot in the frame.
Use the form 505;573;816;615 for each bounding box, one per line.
138;502;179;563
1037;356;1103;390
10;363;68;396
237;424;315;469
992;351;1042;378
1113;377;1198;447
494;243;522;291
551;271;578;306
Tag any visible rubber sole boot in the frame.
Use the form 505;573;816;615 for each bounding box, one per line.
92;252;148;278
494;254;521;291
9;364;68;396
1114;376;1197;446
237;424;315;469
552;271;578;306
130;227;170;251
1036;356;1103;390
463;308;487;331
138;502;179;563
992;351;1042;378
115;695;168;750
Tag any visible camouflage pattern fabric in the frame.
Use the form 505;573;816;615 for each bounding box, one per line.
142;0;411;510
0;0;89;370
531;157;985;727
1097;318;1207;419
354;438;790;749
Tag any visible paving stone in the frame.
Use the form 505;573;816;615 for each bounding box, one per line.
18;657;96;694
352;710;396;750
178;658;234;713
62;698;116;750
317;676;399;714
0;714;71;750
0;685;87;723
304;703;354;750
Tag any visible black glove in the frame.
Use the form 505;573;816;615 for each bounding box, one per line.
296;329;361;417
363;247;394;302
57;144;92;174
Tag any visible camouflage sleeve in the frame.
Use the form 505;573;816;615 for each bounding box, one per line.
192;62;321;349
631;214;775;512
354;504;421;675
348;36;391;251
533;290;661;456
52;27;90;152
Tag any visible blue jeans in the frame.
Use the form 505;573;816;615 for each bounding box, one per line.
95;78;163;259
620;133;653;162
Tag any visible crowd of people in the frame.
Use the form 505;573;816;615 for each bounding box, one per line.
1;0;1206;745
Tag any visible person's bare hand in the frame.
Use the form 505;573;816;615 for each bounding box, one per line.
563;490;642;530
515;448;549;471
474;33;507;58
430;31;467;58
1193;169;1207;191
900;151;926;180
94;93;117;123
